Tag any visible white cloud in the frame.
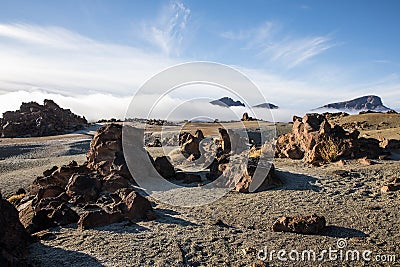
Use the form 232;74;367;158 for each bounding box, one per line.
141;1;190;56
0;22;399;123
0;90;131;122
221;21;275;49
263;35;335;68
221;22;336;68
0;23;175;96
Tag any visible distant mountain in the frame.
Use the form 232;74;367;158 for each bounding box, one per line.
210;97;245;107
253;103;279;109
316;95;391;111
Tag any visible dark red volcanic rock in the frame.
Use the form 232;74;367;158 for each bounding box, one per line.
272;214;326;234
15;124;155;232
275;113;383;165
0;99;87;137
0;194;32;266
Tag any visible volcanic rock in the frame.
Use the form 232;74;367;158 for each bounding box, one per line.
153;156;176;179
218;128;231;155
275;113;383;164
0;194;32;266
0;99;87;138
272;214;326;234
381;178;400;192
65;174;101;202
179;130;203;159
78;210;123;229
16;124;155;233
86;123;132;179
19;197;79;234
241;112;256;121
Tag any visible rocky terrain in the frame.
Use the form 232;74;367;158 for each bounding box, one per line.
274;113;398;165
0;112;399;266
0;99;88;138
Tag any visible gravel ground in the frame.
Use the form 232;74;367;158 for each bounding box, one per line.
1;121;399;266
0;137;90;198
27;158;400;267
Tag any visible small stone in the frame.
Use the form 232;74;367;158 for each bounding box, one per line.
381;184;400;192
358;157;374;165
272;214;326;234
336;160;346;166
32;230;56;241
252;260;267;267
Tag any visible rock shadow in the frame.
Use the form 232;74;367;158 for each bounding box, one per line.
274;170;322;192
0;143;44;158
320;226;369;238
28;243;104;266
64;139;91;155
155;208;198;227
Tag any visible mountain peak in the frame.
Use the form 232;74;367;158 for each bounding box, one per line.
210;97;245;107
318;95;391;111
253;102;279;109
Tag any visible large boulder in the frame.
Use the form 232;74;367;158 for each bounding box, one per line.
0;99;87;137
216;157;279;193
0;194;32;265
78;210;123;229
35;160;89;189
153;156;176;179
77;188;154;229
207;129;279;193
18;197;79;234
179;130;203;160
234;158;280;193
65;174;102;202
86;123;132;179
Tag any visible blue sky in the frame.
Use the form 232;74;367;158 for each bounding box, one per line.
0;0;399;121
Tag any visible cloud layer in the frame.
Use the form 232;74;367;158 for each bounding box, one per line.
0;1;399;123
0;23;175;95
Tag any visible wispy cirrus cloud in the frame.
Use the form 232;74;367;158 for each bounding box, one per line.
221;22;336;68
221;21;276;49
263;35;335;68
141;1;190;56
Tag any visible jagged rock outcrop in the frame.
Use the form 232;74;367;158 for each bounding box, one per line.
207;129;279;192
241;112;256;121
0;99;87;137
179;130;204;160
86;123;131;179
275;113;384;165
16;124;155;233
0;194;32;265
